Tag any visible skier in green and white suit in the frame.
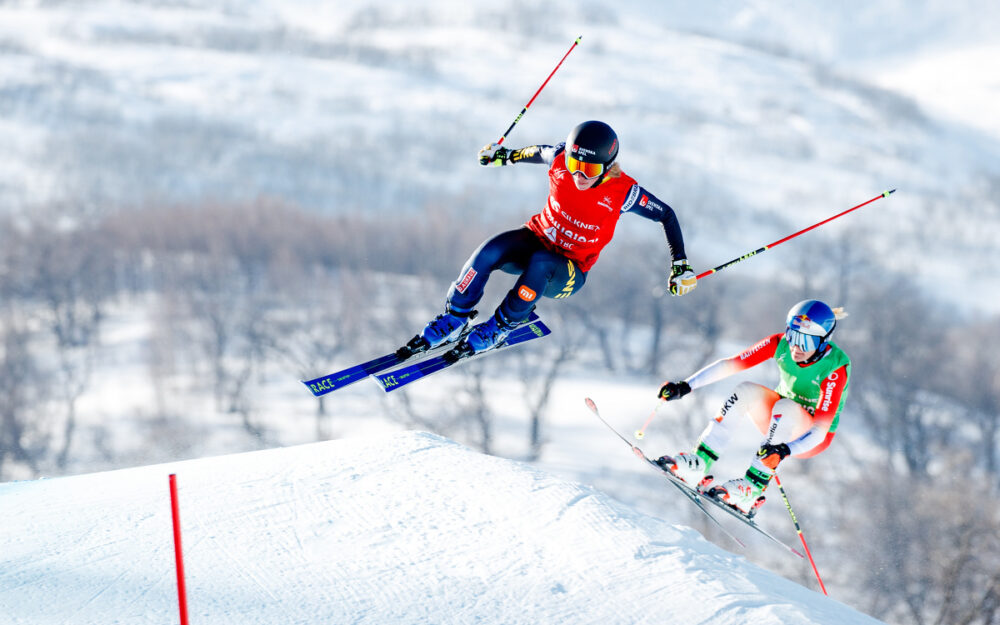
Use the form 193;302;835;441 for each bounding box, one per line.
654;300;851;515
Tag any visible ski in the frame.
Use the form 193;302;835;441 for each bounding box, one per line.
585;397;745;548
374;316;552;393
585;397;804;559
302;352;407;397
696;482;804;558
302;311;487;397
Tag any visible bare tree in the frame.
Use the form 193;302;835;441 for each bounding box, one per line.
175;252;273;442
941;317;1000;478
0;312;45;478
275;267;376;439
23;221;109;470
847;278;953;477
518;308;582;461
841;472;1000;625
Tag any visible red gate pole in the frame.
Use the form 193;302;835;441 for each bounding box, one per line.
169;473;190;625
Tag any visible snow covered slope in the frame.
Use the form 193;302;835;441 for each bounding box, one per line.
0;431;883;624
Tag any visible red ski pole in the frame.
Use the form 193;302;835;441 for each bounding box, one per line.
496;36;582;145
696;189;895;281
773;473;828;595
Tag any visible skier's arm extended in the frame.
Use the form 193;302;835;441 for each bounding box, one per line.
478;142;560;166
789;364;850;458
685;334;782;390
621;185;687;261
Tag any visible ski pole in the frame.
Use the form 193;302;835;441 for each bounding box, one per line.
633;402;660;440
696;189;896;281
496;36;582;145
772;473;828;595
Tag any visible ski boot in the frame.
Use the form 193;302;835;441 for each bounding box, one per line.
396;305;476;359
655;453;713;490
706;477;767;518
443;308;519;363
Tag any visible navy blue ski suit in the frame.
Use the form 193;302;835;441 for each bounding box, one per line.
448;142;688;323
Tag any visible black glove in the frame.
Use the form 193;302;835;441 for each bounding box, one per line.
478;143;513;167
757;442;791;469
658;380;691;401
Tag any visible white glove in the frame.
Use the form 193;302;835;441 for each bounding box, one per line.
478;142;512;167
668;259;697;296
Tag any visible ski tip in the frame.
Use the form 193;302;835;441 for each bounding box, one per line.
575;35;583;44
301;379;329;398
584;397;597;412
883;188;896;197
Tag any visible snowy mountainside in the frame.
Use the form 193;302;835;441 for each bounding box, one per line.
1;1;999;311
0;431;884;625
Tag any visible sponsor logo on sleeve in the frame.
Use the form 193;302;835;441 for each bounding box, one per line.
819;372;840;412
740;336;773;360
511;145;538;163
622;184;640;212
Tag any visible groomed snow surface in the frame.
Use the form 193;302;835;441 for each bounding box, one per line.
1;431;883;624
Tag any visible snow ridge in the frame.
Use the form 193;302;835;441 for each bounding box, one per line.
0;431;883;624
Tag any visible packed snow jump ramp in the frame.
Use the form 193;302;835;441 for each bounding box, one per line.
0;431;884;624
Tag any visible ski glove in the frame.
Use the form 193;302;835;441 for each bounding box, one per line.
668;259;697;296
478;142;513;167
757;442;791;470
658;380;691;401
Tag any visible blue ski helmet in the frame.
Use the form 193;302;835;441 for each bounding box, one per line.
565;121;618;181
784;299;837;358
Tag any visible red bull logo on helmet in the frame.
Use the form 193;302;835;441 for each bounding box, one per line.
789;313;826;336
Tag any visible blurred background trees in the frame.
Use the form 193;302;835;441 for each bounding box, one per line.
0;200;997;624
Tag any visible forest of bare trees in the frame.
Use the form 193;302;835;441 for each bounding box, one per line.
0;200;997;624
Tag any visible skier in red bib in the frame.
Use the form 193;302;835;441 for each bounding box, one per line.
400;120;697;360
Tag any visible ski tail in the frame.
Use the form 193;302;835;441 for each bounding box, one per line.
585;397;806;558
375;315;551;392
584;397;746;548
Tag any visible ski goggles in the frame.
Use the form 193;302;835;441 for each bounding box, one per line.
565;153;605;179
784;327;824;352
